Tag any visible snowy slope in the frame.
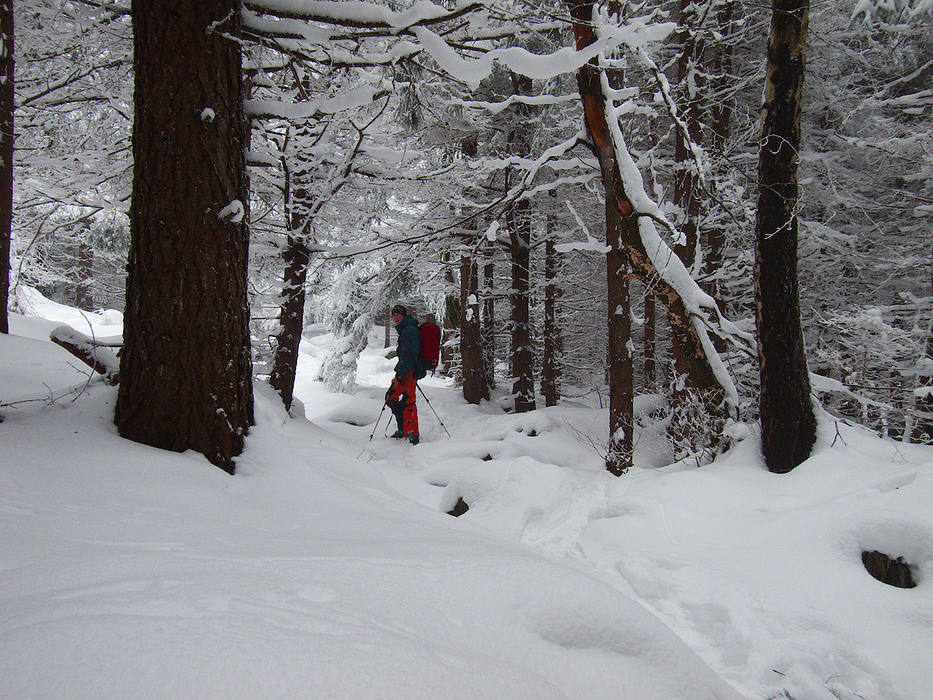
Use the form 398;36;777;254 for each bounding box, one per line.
2;296;932;699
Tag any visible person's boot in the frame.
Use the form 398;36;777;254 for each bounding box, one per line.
391;429;404;439
409;435;419;445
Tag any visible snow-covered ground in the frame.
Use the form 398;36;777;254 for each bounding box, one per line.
2;292;932;699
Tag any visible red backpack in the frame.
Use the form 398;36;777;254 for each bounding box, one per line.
419;321;441;372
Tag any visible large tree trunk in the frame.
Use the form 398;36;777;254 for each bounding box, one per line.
755;0;816;472
116;0;253;474
0;0;12;335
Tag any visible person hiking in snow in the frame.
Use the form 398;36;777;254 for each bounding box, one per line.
386;304;426;445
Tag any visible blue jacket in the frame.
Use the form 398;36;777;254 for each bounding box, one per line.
394;314;425;380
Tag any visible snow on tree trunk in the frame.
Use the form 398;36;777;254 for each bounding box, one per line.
0;0;12;335
755;0;816;473
506;72;537;414
507;197;535;413
270;121;317;411
461;247;487;404
269;235;311;411
566;0;739;472
115;0;253;474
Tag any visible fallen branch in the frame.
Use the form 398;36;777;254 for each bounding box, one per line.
49;325;121;385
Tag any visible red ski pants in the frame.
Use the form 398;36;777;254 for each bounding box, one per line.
387;369;419;437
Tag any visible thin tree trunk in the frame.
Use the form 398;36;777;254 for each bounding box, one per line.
755;0;816;472
116;0;253;474
442;255;458;373
74;237;94;312
507;197;535;412
269;234;310;411
505;72;536;414
542;237;560;407
461;246;487;403
482;238;497;389
910;247;933;443
706;0;735;309
607;200;633;474
644;286;656;391
673;0;704;274
0;0;12;335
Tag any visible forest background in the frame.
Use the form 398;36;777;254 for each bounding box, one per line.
1;0;932;473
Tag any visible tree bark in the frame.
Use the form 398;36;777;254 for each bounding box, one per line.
116;0;253;474
606;199;633;474
755;0;816;472
505;72;536;414
269;234;310;411
0;0;12;335
270;123;317;411
643;287;656;391
482;239;497;389
542;237;560;407
460;246;487;403
507;198;535;413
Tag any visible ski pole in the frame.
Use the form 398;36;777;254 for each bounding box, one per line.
417;384;451;437
368;402;389;442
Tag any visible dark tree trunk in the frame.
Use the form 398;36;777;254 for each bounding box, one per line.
442;255;458;373
116;0;253;474
74;238;94;312
0;0;12;335
542;237;560;407
644;287;656;391
482;239;497;389
507;198;535;412
606;201;633;474
706;0;735;307
269;235;310;411
673;0;704;274
669;0;710;449
270;124;317;411
505;71;536;414
461;248;487;403
755;0;816;472
910;248;933;443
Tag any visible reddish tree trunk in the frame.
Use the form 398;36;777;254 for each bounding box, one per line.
116;0;253;473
